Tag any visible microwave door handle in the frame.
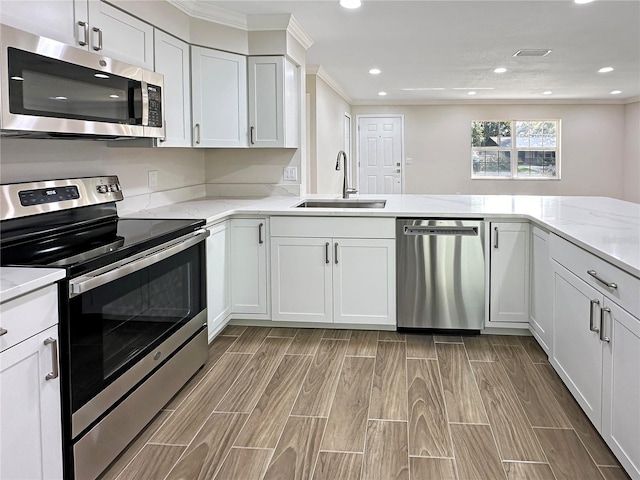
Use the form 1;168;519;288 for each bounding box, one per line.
69;229;209;298
141;81;149;127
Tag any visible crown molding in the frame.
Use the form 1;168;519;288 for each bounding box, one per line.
287;16;315;51
307;65;352;104
350;98;639;106
167;0;248;29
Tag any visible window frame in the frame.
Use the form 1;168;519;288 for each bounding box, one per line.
471;119;561;180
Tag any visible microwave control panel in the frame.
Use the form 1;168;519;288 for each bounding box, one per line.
147;85;162;128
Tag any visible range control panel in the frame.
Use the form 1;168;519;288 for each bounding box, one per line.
19;185;80;206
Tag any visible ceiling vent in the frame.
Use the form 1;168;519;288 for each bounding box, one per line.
513;49;552;57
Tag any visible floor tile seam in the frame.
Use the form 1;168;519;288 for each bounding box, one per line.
360;342;380;480
447;421;491;426
378;338;406;342
502;460;553;465
431;349;459;480
207;415;253;480
550;420;622;472
318;449;365;455
406;355;438;360
146;441;190;447
227;328;271;355
228;446;274;452
404;347;411;478
409;454;455;460
531;426;576;430
289;414;330;419
366;418;409;424
345;354;376;358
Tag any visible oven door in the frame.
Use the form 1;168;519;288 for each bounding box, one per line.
68;231;207;439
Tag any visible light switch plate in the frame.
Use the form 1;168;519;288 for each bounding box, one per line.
284;166;297;181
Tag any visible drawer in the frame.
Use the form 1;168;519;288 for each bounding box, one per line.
0;284;59;352
550;234;640;318
271;216;395;238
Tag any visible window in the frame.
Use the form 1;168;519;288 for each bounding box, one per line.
471;120;559;179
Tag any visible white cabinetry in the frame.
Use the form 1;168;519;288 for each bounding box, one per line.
270;217;395;326
191;47;248;148
206;221;231;340
529;226;552;353
0;285;63;480
229;218;269;317
154;30;191;148
489;222;530;325
550;234;640;480
248;56;299;148
0;0;78;47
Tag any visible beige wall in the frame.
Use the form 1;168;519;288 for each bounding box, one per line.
307;75;352;194
0;139;205;198
623;101;640;203
351;104;626;197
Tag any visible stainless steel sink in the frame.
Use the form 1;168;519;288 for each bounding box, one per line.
295;199;387;209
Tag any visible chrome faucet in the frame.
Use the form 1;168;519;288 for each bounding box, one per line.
335;150;357;199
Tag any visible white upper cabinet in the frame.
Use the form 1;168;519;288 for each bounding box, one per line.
154;30;191;148
489;222;530;325
0;0;78;46
78;1;154;69
248;56;299;148
191;46;248;148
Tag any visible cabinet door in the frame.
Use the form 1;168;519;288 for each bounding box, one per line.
191;46;248;148
530;227;552;353
551;263;604;428
230;219;268;315
0;326;63;480
602;301;640;479
86;0;154;69
271;237;333;323
333;238;396;326
0;0;79;47
248;56;285;148
206;221;231;340
490;222;530;323
154;30;191;148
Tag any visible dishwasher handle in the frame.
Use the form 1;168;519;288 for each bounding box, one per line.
404;225;478;236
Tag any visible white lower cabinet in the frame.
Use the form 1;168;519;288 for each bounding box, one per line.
270;217;395;327
489;222;530;325
229;218;269;317
550;234;640;480
529;226;552;353
206;221;231;340
0;285;63;480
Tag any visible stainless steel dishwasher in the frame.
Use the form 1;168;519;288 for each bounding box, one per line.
396;219;486;332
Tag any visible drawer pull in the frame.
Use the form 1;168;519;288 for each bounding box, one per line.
587;270;618;289
600;307;611;343
44;337;59;380
589;299;600;333
0;327;7;336
334;242;339;264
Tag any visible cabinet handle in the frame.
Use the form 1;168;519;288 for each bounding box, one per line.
587;270;618;290
600;306;611;343
250;126;256;145
589;299;600;333
77;21;89;46
258;223;264;244
0;327;7;336
44;337;59;380
92;27;103;51
195;123;201;145
325;242;330;264
334;242;339;264
494;226;499;248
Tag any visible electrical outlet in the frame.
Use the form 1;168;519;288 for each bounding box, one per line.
284;166;297;181
148;170;158;188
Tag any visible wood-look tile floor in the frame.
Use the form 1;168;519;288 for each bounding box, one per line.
99;327;630;480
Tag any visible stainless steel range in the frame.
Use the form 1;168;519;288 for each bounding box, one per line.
0;176;209;480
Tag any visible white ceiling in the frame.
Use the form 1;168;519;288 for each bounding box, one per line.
197;0;640;103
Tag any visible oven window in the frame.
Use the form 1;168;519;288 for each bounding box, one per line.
69;243;205;412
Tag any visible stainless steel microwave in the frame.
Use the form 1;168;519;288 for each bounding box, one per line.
0;24;164;139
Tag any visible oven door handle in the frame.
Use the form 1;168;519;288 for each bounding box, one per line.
69;229;209;298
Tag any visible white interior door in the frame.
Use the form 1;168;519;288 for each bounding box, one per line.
357;116;403;194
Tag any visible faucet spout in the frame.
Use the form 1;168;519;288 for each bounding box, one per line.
336;150;357;199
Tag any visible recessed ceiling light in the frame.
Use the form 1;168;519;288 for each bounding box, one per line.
94;73;110;79
610;90;622;95
543;91;553;95
369;68;381;75
109;94;120;98
340;0;361;9
574;0;594;4
50;96;68;100
452;87;494;90
467;91;477;96
494;67;507;74
378;91;387;96
401;87;445;91
513;49;552;57
598;67;614;73
10;76;23;81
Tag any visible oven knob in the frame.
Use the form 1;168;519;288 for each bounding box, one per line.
97;185;108;194
108;183;120;192
154;351;162;361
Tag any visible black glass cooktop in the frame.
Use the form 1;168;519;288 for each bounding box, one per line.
1;217;205;277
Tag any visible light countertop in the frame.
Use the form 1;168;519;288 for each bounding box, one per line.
126;194;640;278
0;267;65;303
